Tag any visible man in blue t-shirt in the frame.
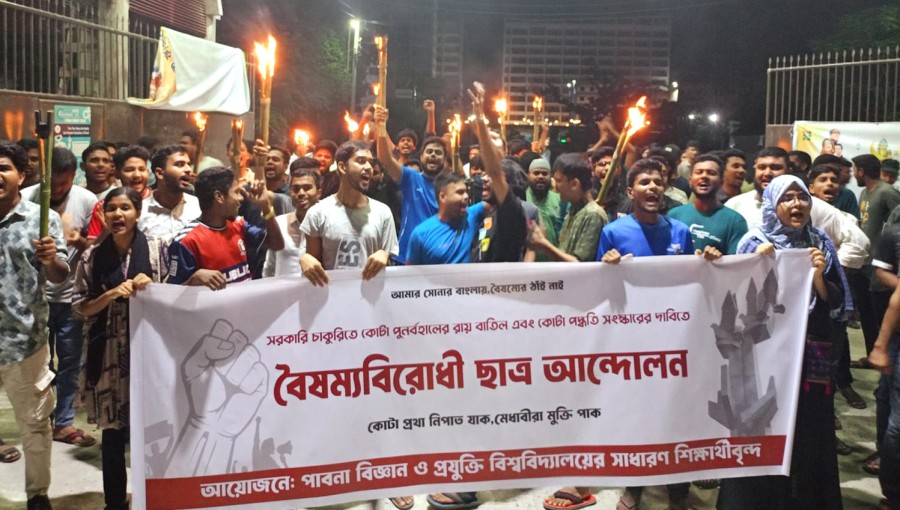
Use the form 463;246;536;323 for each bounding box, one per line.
375;105;449;264
598;159;696;261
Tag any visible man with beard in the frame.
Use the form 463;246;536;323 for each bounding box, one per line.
669;154;748;255
139;145;202;242
526;158;567;261
15;138;41;189
167;167;284;289
597;158;719;510
21;148;97;449
718;148;747;204
262;145;291;195
375;105;446;264
0;140;69;510
85;145;154;240
264;158;321;277
80;143;114;199
528;152;607;264
298;141;397;286
855;154;900;363
725;147;792;229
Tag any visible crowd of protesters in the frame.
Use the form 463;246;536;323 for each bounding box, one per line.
2;81;900;510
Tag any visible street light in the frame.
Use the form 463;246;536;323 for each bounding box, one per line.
688;113;696;121
708;113;719;123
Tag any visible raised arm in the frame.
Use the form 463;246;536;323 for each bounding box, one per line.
468;82;509;204
374;105;402;183
424;99;436;137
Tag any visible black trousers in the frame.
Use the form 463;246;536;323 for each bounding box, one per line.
102;427;129;510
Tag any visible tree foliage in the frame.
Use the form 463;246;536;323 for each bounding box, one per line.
811;5;900;52
218;0;351;143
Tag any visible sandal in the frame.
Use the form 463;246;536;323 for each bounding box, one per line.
850;357;875;369
863;452;880;475
839;385;867;409
692;479;719;490
543;487;597;510
0;439;21;463
426;492;479;510
52;426;96;447
835;436;853;456
616;491;640;510
390;496;415;510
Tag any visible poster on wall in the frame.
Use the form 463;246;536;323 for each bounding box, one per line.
53;104;92;186
792;121;900;196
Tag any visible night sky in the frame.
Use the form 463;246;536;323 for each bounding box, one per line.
350;0;894;133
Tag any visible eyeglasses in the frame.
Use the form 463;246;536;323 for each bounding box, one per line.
778;192;810;205
755;164;786;171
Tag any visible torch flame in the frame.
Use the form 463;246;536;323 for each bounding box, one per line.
193;112;208;132
625;96;649;138
374;36;385;51
344;111;359;133
234;119;243;129
293;129;311;148
532;96;543;111
494;98;507;114
253;35;277;78
451;113;462;135
362;123;371;138
372;82;380;96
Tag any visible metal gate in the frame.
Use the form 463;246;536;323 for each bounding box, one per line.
766;46;900;126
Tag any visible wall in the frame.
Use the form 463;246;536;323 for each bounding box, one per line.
0;91;253;163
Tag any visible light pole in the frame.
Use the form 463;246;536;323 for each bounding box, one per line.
349;18;361;114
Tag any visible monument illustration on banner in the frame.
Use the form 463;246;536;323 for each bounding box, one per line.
708;270;785;436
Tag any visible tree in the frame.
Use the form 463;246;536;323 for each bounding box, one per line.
218;0;351;144
811;5;900;51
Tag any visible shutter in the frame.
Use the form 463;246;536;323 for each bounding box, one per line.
130;0;206;38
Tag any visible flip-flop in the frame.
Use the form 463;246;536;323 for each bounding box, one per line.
53;427;96;447
863;453;880;475
543;489;597;510
426;492;479;510
389;496;415;510
0;440;21;463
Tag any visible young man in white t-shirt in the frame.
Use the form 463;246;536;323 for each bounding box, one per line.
299;140;398;286
263;158;321;277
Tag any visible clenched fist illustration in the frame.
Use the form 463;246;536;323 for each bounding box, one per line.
167;319;269;477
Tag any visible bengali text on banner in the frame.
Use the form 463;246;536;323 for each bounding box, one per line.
130;251;813;510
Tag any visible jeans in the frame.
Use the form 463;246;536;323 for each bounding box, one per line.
881;341;900;505
48;302;84;428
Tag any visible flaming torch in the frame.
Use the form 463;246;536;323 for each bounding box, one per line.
33;110;53;237
494;97;508;143
595;96;650;206
374;35;388;107
344;111;360;136
192;112;208;174
532;95;543;151
293;129;311;155
254;35;276;179
449;113;463;175
230;119;244;175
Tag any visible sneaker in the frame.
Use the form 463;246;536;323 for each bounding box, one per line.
27;495;53;510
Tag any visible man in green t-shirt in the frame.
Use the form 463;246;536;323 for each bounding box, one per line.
529;153;607;262
525;158;567;261
669;154;748;255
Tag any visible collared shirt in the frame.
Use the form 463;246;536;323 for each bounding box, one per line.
139;191;202;243
0;199;66;365
263;212;306;277
22;184;96;302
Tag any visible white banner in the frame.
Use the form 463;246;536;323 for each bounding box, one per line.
127;27;251;115
131;252;813;509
